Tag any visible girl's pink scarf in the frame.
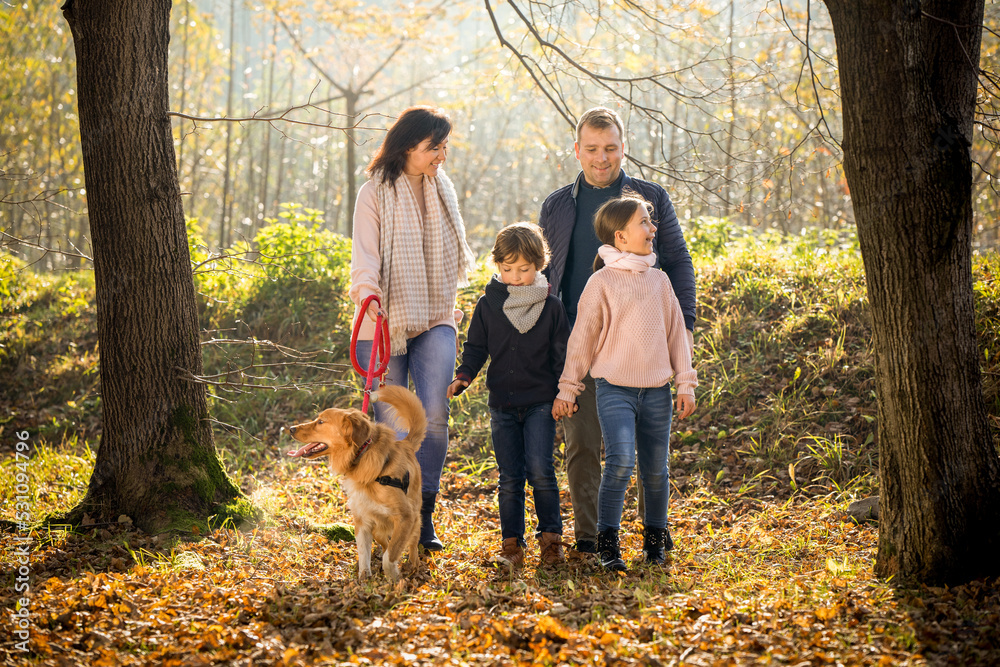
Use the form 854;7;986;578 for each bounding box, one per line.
597;244;656;273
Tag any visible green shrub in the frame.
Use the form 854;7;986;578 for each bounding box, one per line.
683;216;757;258
194;204;353;343
684;216;858;260
0;253;99;440
189;205;359;471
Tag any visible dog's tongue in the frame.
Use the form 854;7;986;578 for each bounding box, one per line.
286;442;325;457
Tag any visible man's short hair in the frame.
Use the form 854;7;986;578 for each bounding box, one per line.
576;107;625;144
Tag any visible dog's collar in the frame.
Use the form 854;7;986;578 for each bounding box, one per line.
350;436;374;467
376;470;410;494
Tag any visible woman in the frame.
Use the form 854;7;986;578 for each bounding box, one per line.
350;106;477;551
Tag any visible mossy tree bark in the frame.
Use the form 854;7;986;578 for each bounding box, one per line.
62;0;245;532
823;0;1000;584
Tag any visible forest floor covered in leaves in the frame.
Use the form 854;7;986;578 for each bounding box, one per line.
4;222;1000;664
3;449;1000;666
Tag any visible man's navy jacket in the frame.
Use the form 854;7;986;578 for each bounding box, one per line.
538;170;697;331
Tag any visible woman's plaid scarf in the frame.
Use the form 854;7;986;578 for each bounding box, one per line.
376;171;476;354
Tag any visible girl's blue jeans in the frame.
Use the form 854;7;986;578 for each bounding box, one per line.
489;402;563;543
595;379;673;532
356;324;455;495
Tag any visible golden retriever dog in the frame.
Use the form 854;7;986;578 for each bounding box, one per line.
287;385;426;582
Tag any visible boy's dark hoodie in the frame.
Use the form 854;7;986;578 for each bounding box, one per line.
455;275;570;409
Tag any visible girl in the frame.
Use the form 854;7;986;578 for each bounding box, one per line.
552;192;697;571
351;106;477;551
448;223;570;568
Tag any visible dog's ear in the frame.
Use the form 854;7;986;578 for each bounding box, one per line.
343;410;374;448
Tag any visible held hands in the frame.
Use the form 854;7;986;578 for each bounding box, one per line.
551;398;578;421
675;394;697;420
447;379;469;399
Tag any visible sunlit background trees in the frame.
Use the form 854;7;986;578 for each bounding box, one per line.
2;0;998;269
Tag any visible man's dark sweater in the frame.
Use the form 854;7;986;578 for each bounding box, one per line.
455;283;570;410
560;172;624;324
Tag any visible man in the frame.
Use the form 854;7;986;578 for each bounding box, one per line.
539;106;696;554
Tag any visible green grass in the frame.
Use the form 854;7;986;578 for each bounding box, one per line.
0;436;94;521
3;215;1000;510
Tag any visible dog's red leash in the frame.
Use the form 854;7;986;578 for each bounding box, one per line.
350;294;390;413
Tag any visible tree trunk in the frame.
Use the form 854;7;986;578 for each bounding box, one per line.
345;91;359;237
723;0;736;219
323;82;335;228
63;0;245;533
219;0;237;249
274;59;295;214
176;0;190;174
824;0;1000;584
257;18;278;232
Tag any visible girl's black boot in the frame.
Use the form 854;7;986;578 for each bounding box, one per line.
598;528;627;572
642;526;668;565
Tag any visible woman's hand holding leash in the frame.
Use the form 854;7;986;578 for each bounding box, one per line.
366;301;386;323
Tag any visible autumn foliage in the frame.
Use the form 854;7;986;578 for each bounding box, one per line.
3;223;1000;664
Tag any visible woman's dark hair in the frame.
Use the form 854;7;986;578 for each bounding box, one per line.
591;191;654;271
366;106;452;185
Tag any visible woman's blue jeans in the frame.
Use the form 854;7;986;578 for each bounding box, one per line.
595;379;673;532
356;325;455;495
489;402;563;543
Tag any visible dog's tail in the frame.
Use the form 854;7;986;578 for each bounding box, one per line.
375;385;427;454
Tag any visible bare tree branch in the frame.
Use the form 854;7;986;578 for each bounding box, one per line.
482;0;848;220
179;336;358;394
166;105;388;133
0;231;93;263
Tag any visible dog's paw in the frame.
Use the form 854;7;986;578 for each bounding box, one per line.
384;561;401;582
358;568;373;583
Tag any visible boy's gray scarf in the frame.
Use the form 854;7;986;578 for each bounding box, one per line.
485;273;550;334
376;170;476;354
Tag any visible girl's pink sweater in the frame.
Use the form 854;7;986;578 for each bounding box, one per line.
557;266;698;402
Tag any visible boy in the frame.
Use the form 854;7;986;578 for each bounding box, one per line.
448;222;570;567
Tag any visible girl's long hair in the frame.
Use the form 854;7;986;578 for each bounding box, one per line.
592;191;654;271
366;106;452;186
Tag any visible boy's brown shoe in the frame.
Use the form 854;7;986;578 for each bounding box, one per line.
495;537;524;568
539;532;566;566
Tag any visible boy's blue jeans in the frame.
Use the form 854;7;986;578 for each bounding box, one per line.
356;324;455;495
489;402;563;544
595;379;673;532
